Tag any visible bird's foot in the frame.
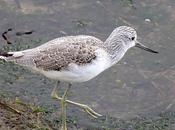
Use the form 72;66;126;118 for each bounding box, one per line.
79;104;102;118
51;89;102;118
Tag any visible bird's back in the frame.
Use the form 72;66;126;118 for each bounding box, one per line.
6;35;105;71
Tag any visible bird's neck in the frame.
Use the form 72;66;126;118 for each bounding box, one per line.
104;35;127;65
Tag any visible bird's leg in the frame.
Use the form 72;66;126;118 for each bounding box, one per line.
53;95;102;118
63;98;102;118
51;81;60;98
60;84;71;130
51;81;69;130
51;83;102;118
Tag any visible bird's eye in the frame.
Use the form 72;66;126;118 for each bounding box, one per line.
131;37;135;40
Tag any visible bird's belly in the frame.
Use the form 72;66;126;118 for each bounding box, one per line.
41;69;99;82
41;62;110;82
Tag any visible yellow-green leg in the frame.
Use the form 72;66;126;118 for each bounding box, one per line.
51;81;68;130
60;84;71;130
51;82;102;119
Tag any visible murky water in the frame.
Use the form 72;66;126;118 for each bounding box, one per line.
0;0;175;124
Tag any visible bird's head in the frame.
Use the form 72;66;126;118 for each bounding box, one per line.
115;26;158;53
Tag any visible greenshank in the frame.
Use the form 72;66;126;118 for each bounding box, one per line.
0;26;158;130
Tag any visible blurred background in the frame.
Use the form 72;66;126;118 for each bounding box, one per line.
0;0;175;129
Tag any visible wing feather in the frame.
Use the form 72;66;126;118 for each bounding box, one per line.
14;35;103;71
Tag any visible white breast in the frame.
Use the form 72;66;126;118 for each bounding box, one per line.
34;49;111;82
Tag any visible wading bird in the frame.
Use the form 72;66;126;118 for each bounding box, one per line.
0;26;158;130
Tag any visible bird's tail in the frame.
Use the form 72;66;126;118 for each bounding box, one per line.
0;50;24;61
0;50;13;60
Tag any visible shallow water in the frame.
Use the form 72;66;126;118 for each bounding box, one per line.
0;0;175;124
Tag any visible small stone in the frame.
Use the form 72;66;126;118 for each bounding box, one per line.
145;18;151;22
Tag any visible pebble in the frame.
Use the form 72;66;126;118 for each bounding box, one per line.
145;18;151;22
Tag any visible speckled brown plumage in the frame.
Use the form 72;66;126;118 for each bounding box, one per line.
13;35;103;71
34;42;97;71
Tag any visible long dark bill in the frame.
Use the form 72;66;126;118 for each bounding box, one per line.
135;42;158;53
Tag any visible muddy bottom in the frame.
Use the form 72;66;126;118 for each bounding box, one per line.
0;93;175;130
